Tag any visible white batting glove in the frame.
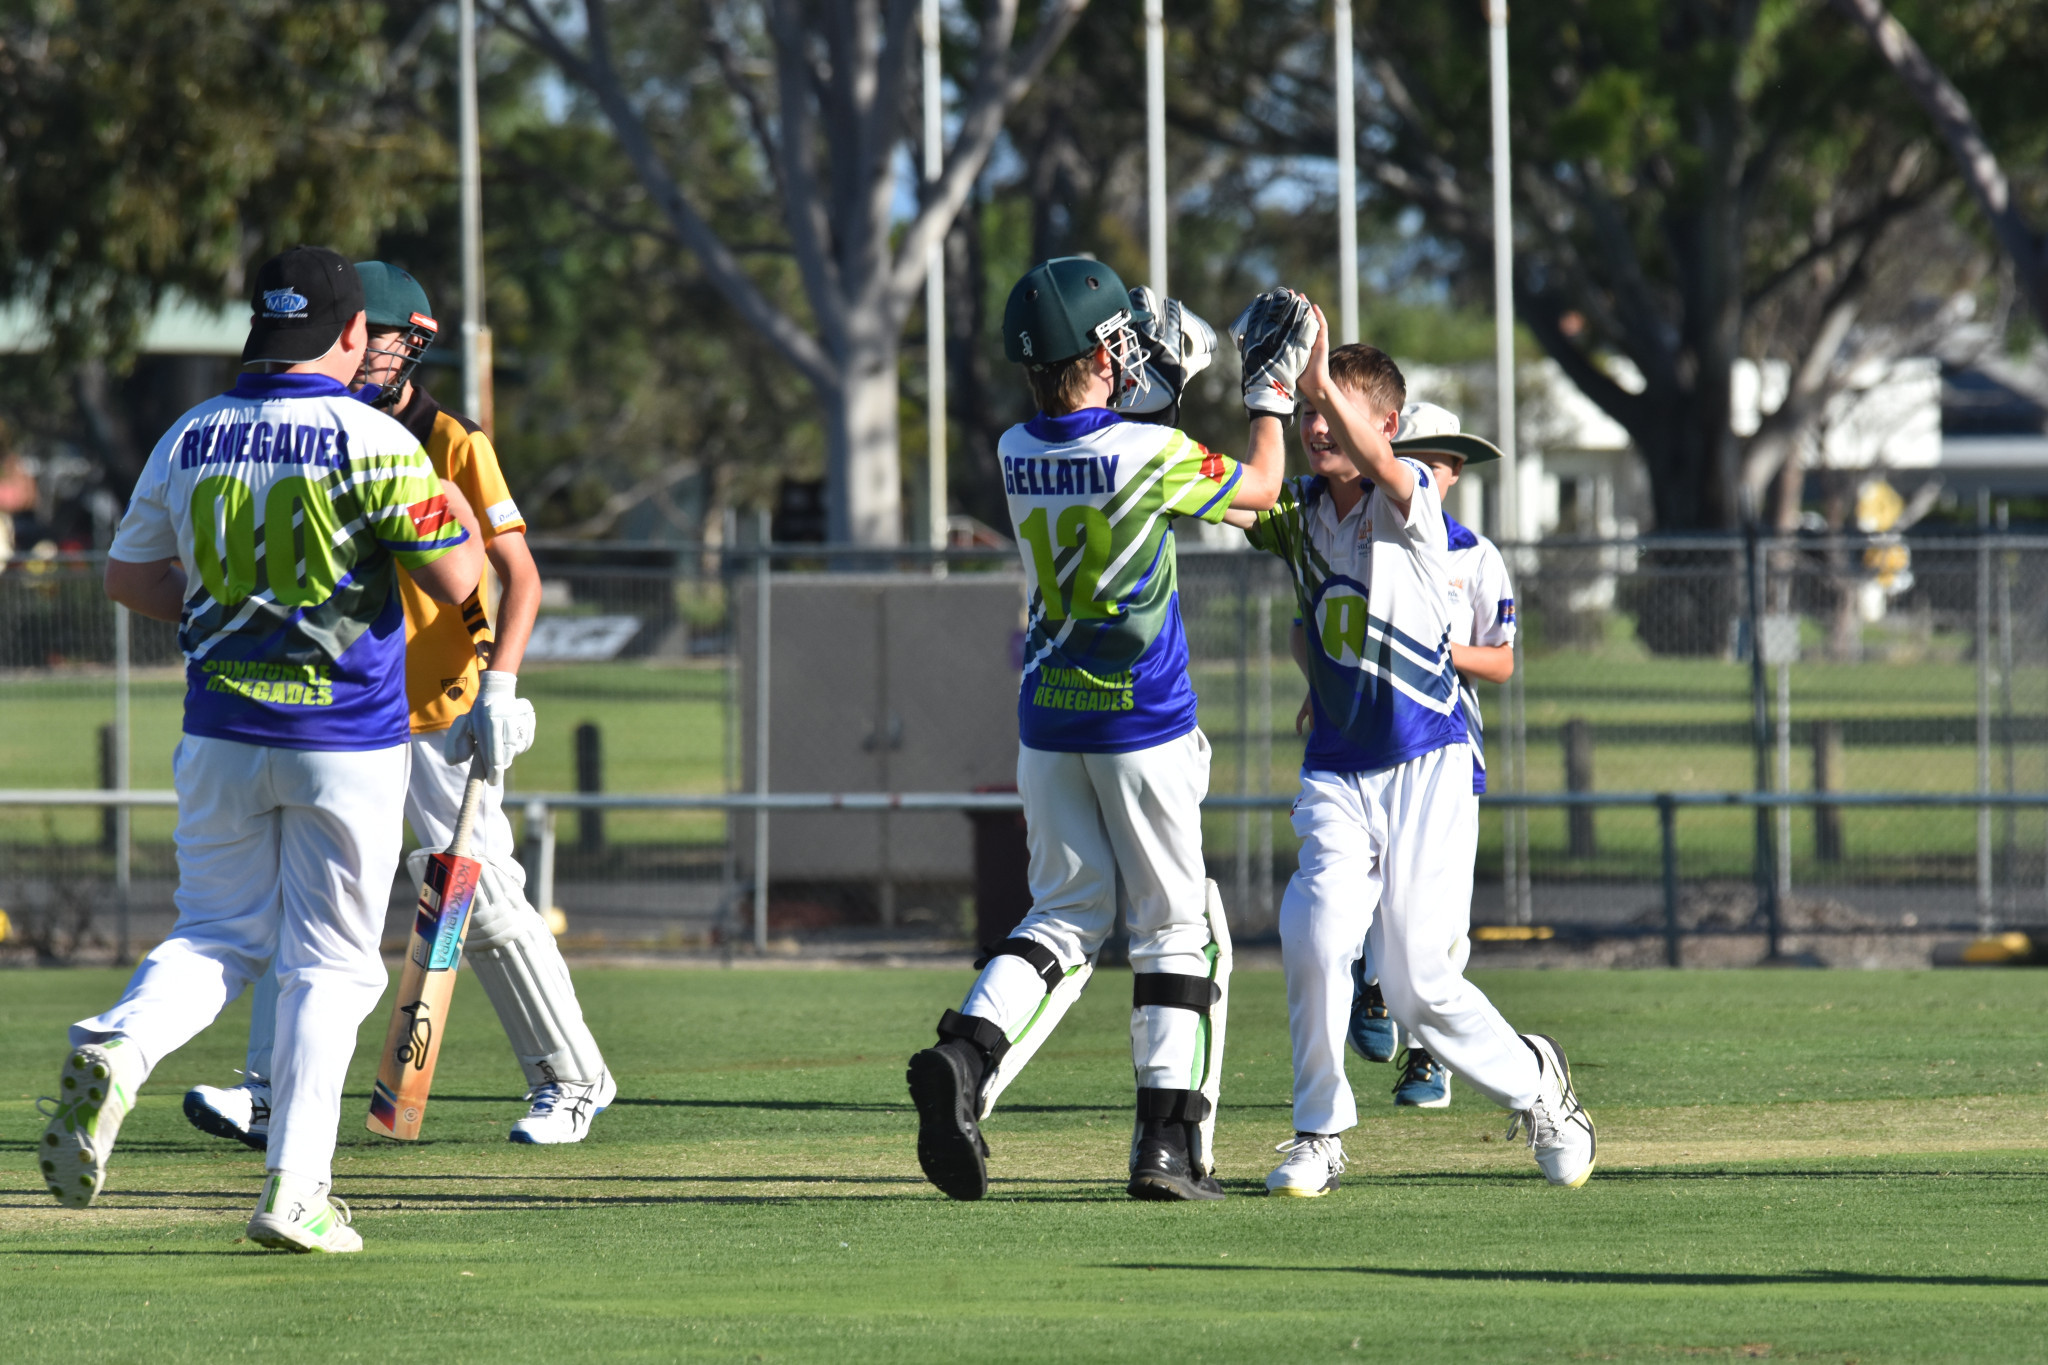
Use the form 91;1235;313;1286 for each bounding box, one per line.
443;670;536;785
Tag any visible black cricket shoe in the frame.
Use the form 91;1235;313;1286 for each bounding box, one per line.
1127;1120;1225;1202
906;1040;990;1200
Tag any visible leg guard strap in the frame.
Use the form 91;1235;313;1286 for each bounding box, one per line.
973;938;1065;994
1132;971;1221;1014
937;1009;1011;1067
1135;1086;1213;1124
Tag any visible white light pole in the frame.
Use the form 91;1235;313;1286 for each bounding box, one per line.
1488;0;1516;542
1334;0;1359;344
923;0;948;565
1145;0;1167;297
459;0;492;433
1487;0;1530;921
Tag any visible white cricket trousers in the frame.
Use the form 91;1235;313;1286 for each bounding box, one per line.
961;729;1213;1088
72;735;409;1184
1281;744;1540;1135
243;735;606;1088
240;734;515;1076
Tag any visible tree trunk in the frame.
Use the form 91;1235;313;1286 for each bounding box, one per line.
946;197;1017;531
829;326;905;546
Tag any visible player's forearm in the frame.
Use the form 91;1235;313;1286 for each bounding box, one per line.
484;531;540;676
1226;415;1287;511
103;556;186;622
1318;385;1412;507
1451;642;1515;684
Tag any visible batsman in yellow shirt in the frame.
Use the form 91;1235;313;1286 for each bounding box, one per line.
181;262;615;1148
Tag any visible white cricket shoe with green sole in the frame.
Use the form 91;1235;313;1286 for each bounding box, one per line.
37;1039;144;1209
247;1173;362;1254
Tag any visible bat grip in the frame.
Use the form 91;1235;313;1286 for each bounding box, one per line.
446;753;489;859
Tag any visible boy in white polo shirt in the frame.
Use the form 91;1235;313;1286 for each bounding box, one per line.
1348;402;1517;1109
1224;324;1594;1197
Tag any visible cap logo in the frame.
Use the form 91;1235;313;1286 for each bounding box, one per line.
261;288;309;318
1019;331;1034;357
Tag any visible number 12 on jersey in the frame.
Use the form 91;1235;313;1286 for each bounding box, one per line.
1018;506;1123;621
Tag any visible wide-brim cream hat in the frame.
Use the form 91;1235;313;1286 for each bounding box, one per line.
1390;401;1502;465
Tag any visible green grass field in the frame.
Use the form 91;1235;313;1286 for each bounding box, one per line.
5;966;2047;1362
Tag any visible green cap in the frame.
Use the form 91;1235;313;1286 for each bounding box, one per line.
1002;257;1147;366
356;261;439;336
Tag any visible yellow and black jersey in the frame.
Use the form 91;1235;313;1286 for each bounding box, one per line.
390;385;528;734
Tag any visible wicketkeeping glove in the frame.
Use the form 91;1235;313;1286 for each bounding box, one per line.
1230;287;1320;417
443;669;537;785
1119;286;1218;425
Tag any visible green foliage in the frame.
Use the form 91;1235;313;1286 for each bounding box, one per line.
0;0;442;365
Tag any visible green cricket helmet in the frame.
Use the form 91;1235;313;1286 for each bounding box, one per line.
353;261;439;410
1002;257;1149;405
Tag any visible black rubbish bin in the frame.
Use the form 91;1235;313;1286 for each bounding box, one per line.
967;786;1031;946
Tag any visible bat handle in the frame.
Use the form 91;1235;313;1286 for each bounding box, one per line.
446;752;489;859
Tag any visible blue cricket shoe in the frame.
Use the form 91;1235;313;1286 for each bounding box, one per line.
1393;1047;1451;1108
1347;957;1398;1063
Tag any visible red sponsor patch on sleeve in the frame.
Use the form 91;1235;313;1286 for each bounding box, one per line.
1198;448;1230;482
406;495;456;539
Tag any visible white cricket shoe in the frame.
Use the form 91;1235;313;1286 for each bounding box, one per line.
37;1039;144;1209
1265;1132;1346;1197
508;1069;617;1144
1508;1033;1596;1187
247;1173;362;1254
183;1074;271;1151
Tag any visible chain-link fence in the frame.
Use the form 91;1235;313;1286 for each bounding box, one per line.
7;533;2048;961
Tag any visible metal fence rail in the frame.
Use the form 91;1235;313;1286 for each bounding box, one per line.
10;788;2045;965
12;531;2048;959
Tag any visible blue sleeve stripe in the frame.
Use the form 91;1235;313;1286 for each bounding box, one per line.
383;528;470;552
1190;463;1242;519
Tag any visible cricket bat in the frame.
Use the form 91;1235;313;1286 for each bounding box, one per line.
367;755;488;1140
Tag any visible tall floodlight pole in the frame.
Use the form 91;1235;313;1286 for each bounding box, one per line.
1334;0;1359;344
459;0;492;434
1487;0;1530;921
1487;0;1516;540
1145;0;1167;296
924;0;948;564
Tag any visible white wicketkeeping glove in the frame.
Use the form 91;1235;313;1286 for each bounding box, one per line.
443;669;537;785
1230;287;1321;417
1118;286;1219;424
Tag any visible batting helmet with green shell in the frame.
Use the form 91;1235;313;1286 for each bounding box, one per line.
354;261;440;411
1002;257;1148;404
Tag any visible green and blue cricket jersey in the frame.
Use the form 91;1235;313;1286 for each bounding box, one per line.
1001;408;1242;753
107;372;470;750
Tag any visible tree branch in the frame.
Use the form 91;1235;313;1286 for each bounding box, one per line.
1737;234;1878;498
498;0;837;391
886;0;1089;315
1830;0;2048;328
766;0;848;347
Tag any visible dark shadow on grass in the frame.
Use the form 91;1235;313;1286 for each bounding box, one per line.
1099;1262;2048;1289
355;1172;926;1185
1348;1167;2048;1186
0;1141;222;1155
2;1249;269;1258
389;1095;1292;1115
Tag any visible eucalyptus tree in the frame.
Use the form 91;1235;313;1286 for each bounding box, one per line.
495;0;1089;544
